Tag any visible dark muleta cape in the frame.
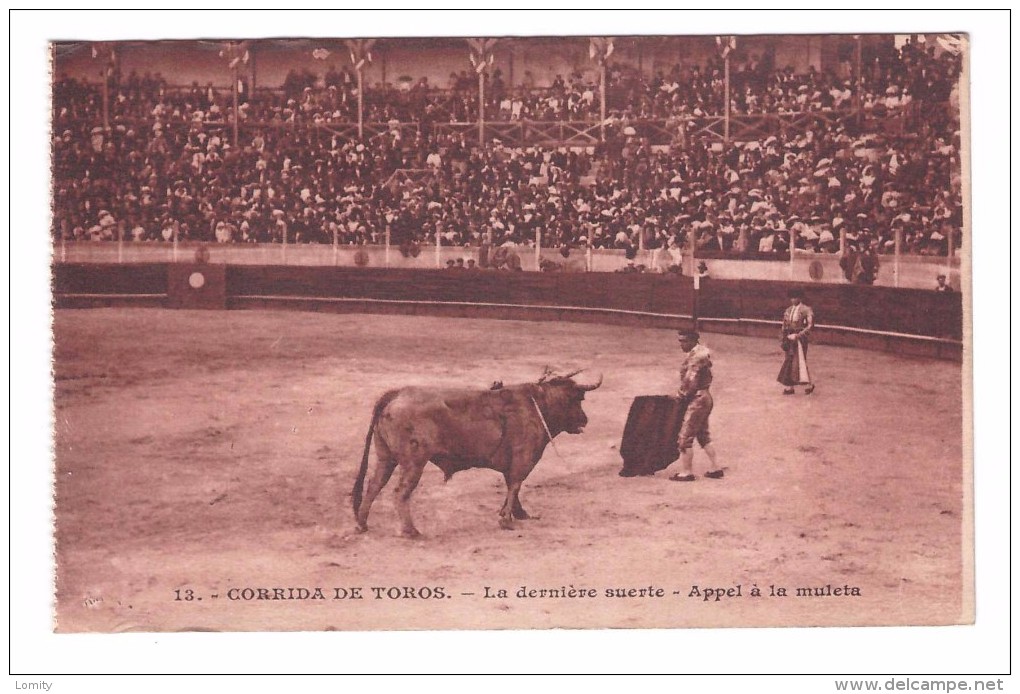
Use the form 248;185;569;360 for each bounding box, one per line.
618;395;689;477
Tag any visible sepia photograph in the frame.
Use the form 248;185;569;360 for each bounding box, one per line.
10;8;1011;682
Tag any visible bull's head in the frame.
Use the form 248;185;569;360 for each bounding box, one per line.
537;369;603;435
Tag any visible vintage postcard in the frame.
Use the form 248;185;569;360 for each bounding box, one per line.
44;24;975;644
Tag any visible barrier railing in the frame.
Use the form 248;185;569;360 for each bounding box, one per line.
53;110;908;148
51;263;964;360
52;240;962;291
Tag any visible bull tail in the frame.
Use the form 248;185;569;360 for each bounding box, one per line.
352;389;401;517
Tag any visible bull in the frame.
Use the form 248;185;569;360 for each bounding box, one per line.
352;368;602;537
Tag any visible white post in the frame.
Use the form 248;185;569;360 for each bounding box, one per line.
101;64;110;132
232;65;239;148
855;35;863;126
332;222;339;267
894;227;903;288
281;221;287;264
357;67;364;141
436;227;441;268
723;52;731;144
693;229;702;288
689;229;698;279
385;225;391;268
945;226;955;286
478;68;485;146
172;221;179;262
535;227;541;271
117;220;124;264
692;229;701;331
789;224;797;279
600;63;606;142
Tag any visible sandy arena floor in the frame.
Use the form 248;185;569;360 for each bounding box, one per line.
51;308;967;632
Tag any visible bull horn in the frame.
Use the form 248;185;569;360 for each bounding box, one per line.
561;368;585;379
577;372;603;391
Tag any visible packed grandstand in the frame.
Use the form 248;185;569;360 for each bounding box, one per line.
51;35;964;269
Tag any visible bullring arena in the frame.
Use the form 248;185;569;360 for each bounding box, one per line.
47;32;968;634
51;268;966;632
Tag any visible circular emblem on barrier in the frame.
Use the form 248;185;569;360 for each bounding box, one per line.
188;272;206;289
195;245;211;264
808;260;824;281
354;249;369;267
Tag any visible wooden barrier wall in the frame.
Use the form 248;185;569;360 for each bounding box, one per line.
226;266;698;316
52;264;963;358
52;263;168;296
698;278;963;340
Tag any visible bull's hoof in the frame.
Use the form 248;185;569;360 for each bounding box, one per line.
353;521;368;533
513;511;539;521
400;528;422;539
499;517;515;531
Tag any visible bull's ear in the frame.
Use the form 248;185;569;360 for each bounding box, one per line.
538;365;554;383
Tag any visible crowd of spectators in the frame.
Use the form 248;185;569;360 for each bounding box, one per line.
51;37;963;264
54;38;961;129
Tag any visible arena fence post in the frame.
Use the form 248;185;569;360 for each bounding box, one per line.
172;221;179;263
689;228;698;278
59;219;68;260
385;225;391;268
691;228;700;330
332;222;339;267
535;227;541;271
117;220;124;264
789;223;798;279
945;227;956;286
894;227;903;288
692;272;700;332
435;227;441;269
